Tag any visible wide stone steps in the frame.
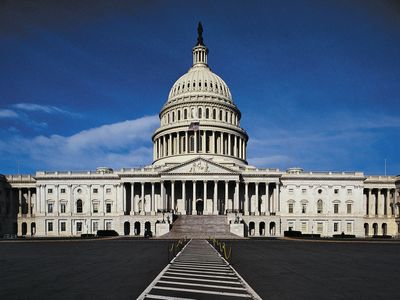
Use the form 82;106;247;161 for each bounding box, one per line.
160;215;242;239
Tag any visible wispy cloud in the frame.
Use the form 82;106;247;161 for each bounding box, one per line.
13;103;80;117
0;115;159;171
0;109;18;118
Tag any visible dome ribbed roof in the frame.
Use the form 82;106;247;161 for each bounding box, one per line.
167;65;232;102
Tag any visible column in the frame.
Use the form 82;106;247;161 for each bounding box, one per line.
234;135;238;157
220;133;224;154
202;130;206;153
151;182;155;214
160;181;165;211
130;183;134;215
228;134;231;156
163;135;166;156
168;133;172;155
384;189;389;216
28;188;32;216
234;181;239;212
122;184;126;214
141;182;145;215
55;185;59;215
182;181;186;214
185;132;189;154
192;181;197;215
394;189;398;216
225;181;228;213
171;181;175;212
255;182;259;215
265;183;270;214
368;189;374;216
69;185;74;215
378;189;384;216
35;186;40;215
275;182;280;212
194;131;198;153
18;188;22;215
238;138;242;159
244;182;249;215
212;131;216;154
213;181;218;215
203;181;207;214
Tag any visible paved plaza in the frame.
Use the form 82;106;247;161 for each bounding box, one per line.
0;238;399;299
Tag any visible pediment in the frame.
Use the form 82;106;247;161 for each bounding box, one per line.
162;158;238;175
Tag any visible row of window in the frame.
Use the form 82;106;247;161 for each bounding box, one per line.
47;188;113;194
288;201;352;214
171;80;229;98
47;220;112;232
288;221;353;234
47;201;113;214
288;188;353;195
162;106;239;126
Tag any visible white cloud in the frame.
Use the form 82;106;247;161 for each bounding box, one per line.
0;109;18;118
0;115;159;171
13;103;80;117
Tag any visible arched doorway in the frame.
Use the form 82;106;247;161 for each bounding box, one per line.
364;223;369;237
145;221;151;237
21;222;27;236
134;222;141;236
269;222;276;236
196;200;204;215
373;223;378;236
31;223;36;236
259;222;265;236
249;221;255;236
382;223;387;236
124;221;130;236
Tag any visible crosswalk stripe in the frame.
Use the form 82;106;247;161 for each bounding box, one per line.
162;275;243;285
158;280;246;290
152;286;252;298
145;295;196;300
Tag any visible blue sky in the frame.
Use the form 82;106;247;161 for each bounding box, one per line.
0;0;399;175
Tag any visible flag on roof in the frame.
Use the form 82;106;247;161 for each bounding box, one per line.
188;122;200;131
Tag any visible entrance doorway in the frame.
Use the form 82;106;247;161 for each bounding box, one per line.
196;200;204;215
124;221;130;235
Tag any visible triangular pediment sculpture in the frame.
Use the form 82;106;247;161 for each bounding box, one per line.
162;157;238;174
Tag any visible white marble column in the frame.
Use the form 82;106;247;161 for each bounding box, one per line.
244;182;249;215
18;188;22;215
255;182;259;215
69;185;73;215
182;181;186;214
228;134;231;156
171;181;175;212
212;131;215;154
234;135;238;157
151;182;155;214
265;183;270;214
36;186;41;214
213;181;218;215
225;181;228;213
194;131;198;153
368;189;374;216
28;188;32;215
202;131;206;153
185;132;189;154
160;181;164;211
203;181;207;214
275;182;280;213
141;182;145;215
130;183;134;215
192;181;197;215
234;181;239;212
122;184;126;214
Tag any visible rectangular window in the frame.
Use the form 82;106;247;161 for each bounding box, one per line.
76;222;82;232
347;204;352;214
301;222;307;233
93;221;99;233
302;189;306;193
317;222;323;233
334;222;339;232
334;203;339;214
346;222;352;233
48;222;53;232
93;203;99;213
48;203;53;213
302;204;306;214
288;203;294;214
347;189;352;195
289;188;294;193
106;203;112;213
60;222;66;232
61;188;66;194
106;188;111;194
334;189;339;194
60;203;66;213
48;189;53;194
93;188;98;194
106;221;112;230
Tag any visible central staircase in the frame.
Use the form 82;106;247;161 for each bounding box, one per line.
160;215;242;239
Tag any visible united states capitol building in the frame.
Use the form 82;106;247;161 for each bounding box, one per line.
1;26;399;238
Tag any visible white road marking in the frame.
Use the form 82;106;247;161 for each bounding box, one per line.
162;275;243;285
152;286;252;298
158;280;246;290
145;295;196;300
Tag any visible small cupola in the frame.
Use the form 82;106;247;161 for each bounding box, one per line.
192;22;208;66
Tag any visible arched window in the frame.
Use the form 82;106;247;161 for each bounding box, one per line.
76;200;83;213
213;109;216;119
177;110;181;121
206;108;209;118
317;200;323;214
198;107;202;118
172;111;175;122
184;109;187;119
219;110;222;121
226;111;229;122
167;114;170;124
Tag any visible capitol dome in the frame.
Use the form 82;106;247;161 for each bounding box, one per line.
152;23;248;167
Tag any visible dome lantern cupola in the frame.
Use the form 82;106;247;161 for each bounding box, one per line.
193;22;208;66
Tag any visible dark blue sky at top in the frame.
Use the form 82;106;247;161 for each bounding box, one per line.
0;0;399;175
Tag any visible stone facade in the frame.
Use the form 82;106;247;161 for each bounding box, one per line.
1;28;399;238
